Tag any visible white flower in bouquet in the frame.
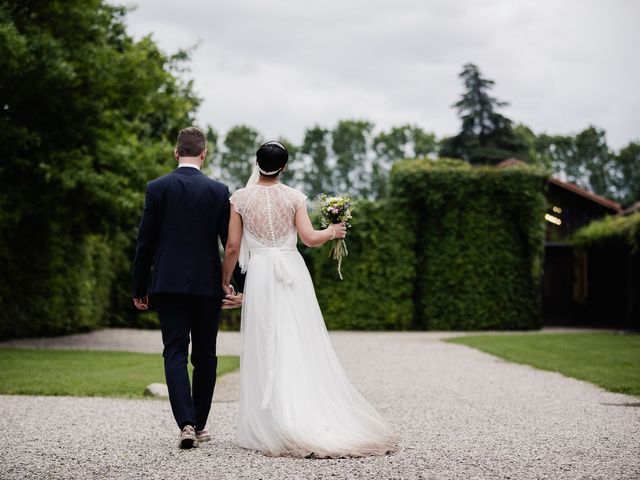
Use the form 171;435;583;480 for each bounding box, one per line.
319;194;353;280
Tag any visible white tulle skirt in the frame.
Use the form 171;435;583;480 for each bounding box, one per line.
237;233;398;458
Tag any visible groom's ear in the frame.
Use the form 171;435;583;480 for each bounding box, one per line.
174;149;180;162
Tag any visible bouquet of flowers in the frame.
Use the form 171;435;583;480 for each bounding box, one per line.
319;194;353;280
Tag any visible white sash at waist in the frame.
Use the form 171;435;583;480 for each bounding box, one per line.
249;247;298;285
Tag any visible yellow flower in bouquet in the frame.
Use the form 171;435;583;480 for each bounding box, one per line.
319;195;353;280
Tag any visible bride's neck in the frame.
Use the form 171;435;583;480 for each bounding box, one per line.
257;174;280;185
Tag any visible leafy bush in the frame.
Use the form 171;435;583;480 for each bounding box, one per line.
0;1;197;339
306;158;547;330
305;200;415;330
572;213;639;328
391;159;547;329
0;1;548;336
0;231;118;339
573;213;640;251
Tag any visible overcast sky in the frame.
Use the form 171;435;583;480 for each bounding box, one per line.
122;0;639;149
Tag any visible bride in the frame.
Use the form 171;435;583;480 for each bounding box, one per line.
221;141;397;458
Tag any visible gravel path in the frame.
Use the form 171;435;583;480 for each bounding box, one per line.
1;330;638;479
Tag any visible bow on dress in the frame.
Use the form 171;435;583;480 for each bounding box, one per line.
243;239;296;409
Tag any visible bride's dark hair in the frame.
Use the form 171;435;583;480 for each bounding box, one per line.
256;141;288;177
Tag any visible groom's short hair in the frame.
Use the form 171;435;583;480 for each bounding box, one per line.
176;127;206;157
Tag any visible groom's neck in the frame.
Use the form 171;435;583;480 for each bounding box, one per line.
177;156;202;170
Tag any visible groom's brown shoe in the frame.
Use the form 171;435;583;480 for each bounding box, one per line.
196;429;211;443
178;425;199;449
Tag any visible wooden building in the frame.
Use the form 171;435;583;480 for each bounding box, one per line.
497;159;624;325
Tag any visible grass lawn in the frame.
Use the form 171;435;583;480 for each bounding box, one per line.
0;348;239;398
447;333;640;397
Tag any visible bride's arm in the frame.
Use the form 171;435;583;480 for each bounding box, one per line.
295;207;346;247
222;206;242;292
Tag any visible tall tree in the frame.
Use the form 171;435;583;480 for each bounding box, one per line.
441;63;528;164
512;124;547;168
535;133;575;178
372;125;438;197
276;136;300;188
0;0;199;336
218;125;262;191
332;120;374;196
298;126;332;199
574;126;613;197
534;127;618;200
615;142;640;206
372;126;409;199
204;125;220;175
374;125;437;162
411;126;439;158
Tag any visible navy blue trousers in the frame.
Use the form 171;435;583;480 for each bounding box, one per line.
154;293;221;431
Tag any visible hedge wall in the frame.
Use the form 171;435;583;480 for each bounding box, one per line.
0;223;121;339
573;213;640;251
572;213;639;328
1;158;547;338
393;159;547;329
307;158;547;330
305;200;416;330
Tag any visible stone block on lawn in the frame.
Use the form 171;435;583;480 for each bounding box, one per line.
144;383;168;398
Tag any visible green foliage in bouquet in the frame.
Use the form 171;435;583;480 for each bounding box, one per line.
319;195;353;280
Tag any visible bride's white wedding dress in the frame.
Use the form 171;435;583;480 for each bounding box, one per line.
229;182;397;458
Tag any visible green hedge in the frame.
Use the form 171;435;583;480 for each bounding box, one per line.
0;223;119;339
572;213;640;328
0;1;197;339
305;200;416;330
393;159;547;329
0;157;547;338
573;213;640;251
307;158;547;330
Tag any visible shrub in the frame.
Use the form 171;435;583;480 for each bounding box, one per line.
0;228;118;339
0;1;197;339
306;158;547;330
390;158;547;330
572;213;640;328
573;213;640;251
305;200;415;330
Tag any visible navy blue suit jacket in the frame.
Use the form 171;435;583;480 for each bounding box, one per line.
132;167;239;299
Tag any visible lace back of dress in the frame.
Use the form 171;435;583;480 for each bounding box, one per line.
233;184;306;248
264;188;277;248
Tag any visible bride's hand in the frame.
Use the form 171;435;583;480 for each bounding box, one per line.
329;222;347;240
222;283;235;296
223;292;243;309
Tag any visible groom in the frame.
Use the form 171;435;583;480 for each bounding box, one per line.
132;126;243;449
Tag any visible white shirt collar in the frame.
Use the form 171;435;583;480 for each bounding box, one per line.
178;163;201;171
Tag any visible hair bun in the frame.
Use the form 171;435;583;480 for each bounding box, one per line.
256;141;289;178
261;141;287;151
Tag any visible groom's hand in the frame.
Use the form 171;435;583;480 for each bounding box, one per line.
222;292;243;309
133;295;150;310
222;283;235;296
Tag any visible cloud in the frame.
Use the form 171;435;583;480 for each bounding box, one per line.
122;0;640;148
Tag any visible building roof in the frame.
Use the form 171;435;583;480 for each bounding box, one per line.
496;158;622;212
622;202;640;216
496;158;526;169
